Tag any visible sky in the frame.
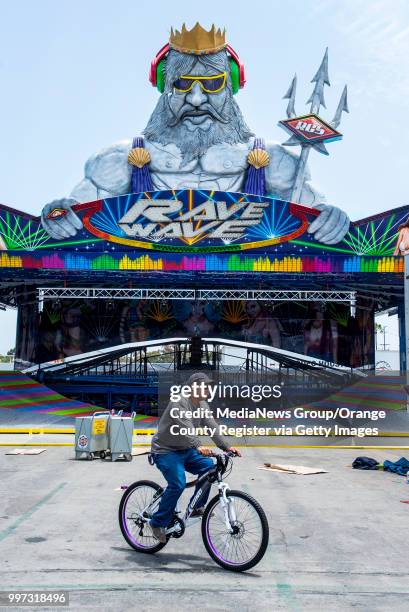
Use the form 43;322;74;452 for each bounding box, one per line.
0;0;408;353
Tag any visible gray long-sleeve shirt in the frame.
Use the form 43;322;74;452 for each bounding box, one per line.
151;396;230;454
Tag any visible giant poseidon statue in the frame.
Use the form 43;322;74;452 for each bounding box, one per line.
41;23;349;245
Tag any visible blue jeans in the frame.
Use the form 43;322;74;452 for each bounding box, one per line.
150;449;214;528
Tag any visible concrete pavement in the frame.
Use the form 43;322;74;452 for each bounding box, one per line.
1;447;409;610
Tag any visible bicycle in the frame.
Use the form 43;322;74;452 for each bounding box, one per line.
118;451;269;572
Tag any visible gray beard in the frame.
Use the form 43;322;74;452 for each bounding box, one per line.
143;95;254;164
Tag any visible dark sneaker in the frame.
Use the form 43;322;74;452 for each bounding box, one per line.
150;524;167;543
190;507;205;518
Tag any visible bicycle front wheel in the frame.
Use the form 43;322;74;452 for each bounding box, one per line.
202;490;269;572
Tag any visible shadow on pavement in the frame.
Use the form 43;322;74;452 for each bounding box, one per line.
110;546;261;576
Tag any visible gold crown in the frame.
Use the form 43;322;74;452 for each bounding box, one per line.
170;22;226;55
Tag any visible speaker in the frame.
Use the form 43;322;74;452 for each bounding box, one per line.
149;43;245;94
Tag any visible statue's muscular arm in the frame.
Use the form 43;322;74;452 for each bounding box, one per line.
41;141;132;239
264;142;326;206
264;142;350;245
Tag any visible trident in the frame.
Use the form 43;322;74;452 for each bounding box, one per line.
281;48;349;203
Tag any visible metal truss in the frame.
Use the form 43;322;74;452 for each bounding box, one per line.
197;289;356;303
38;287;195;302
37;286;356;307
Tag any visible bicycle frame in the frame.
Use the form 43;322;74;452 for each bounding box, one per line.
134;453;238;536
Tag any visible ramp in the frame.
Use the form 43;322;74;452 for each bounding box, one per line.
0;371;156;427
304;374;407;413
0;370;99;425
298;374;409;435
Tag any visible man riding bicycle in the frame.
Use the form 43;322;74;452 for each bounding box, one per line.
149;372;241;542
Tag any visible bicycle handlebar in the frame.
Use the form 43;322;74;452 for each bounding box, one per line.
212;450;240;474
210;450;239;458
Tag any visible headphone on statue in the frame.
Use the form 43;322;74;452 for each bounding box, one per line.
149;43;246;95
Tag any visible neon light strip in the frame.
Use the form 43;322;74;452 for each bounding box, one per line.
0;251;404;273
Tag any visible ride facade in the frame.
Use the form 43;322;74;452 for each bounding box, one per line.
0;23;405;401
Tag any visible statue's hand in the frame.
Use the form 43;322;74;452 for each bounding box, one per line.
41;198;83;240
307;204;350;245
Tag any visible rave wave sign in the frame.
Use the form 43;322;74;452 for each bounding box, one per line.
72;189;319;253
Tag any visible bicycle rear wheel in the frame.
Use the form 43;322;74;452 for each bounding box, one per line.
119;480;168;554
202;490;269;572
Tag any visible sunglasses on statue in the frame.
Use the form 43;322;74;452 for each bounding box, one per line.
173;72;227;94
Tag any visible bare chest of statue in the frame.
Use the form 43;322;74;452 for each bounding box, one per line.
144;140;251;192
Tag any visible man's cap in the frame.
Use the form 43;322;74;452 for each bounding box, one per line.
186;372;213;386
